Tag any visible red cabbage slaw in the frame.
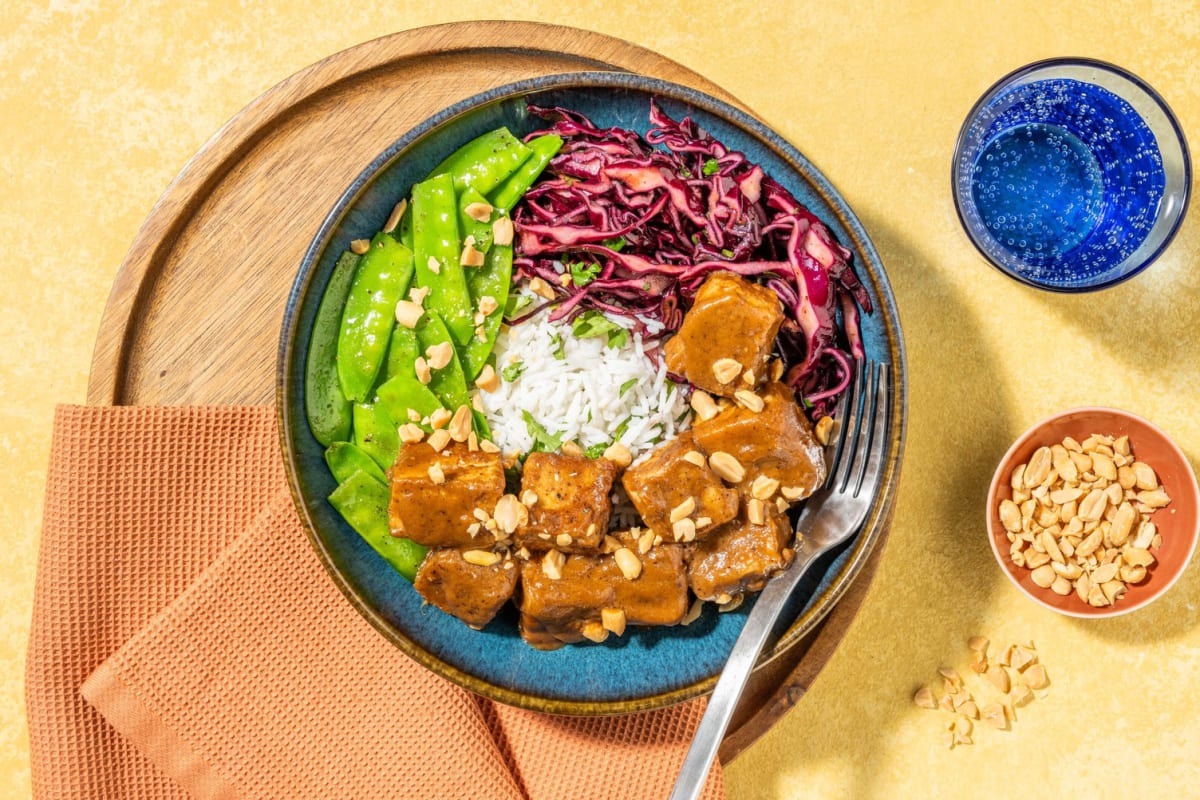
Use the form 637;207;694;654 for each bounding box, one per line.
510;102;872;419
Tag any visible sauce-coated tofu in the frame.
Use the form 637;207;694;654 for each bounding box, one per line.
688;508;795;601
621;431;739;542
519;530;689;650
413;547;518;629
664;272;783;397
515;452;617;554
389;442;505;548
692;381;825;498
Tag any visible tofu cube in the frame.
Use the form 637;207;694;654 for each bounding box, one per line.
664;271;783;397
388;442;505;547
519;529;688;649
621;431;739;542
515;452;617;554
413;547;518;630
692;381;826;499
688;507;796;601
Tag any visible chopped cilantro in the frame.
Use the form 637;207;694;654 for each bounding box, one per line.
502;361;526;382
549;331;566;360
584;442;608;459
600;236;626;252
612;415;632;441
522;412;564;453
721;248;735;258
619;378;639;397
679;167;693;178
702;158;721;176
504;294;534;321
571;310;629;349
568;260;602;286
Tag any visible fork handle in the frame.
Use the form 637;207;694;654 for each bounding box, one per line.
667;542;826;800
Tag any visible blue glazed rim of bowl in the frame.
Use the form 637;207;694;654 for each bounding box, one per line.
278;71;907;714
951;56;1192;293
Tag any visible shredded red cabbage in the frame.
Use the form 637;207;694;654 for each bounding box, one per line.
511;101;873;419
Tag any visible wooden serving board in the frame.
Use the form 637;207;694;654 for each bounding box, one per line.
87;21;887;763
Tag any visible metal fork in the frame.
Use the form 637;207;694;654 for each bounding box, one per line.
669;359;891;800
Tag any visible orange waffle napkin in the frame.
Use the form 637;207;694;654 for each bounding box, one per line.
27;405;724;799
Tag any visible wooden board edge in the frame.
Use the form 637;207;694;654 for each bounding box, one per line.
86;22;745;405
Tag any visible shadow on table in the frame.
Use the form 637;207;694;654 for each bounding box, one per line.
724;209;1017;799
1019;218;1200;644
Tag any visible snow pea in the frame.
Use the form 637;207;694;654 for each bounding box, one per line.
325;441;387;485
429;127;532;197
460;216;512;381
352;402;399;470
328;469;427;581
412;174;474;347
488;134;563;212
305;250;360;446
416;311;470;411
376;326;445;427
336;233;414;403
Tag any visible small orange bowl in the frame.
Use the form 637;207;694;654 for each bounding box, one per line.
986;407;1199;618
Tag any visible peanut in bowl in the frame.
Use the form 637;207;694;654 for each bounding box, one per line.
986;407;1199;618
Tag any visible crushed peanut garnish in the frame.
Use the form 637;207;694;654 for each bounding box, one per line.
383;198;407;233
689;391;719;421
913;637;1049;748
733;389;765;412
394;300;424;329
475;364;500;392
708;451;745;483
426;429;451;452
349;238;370;255
712;358;742;385
528;275;555;299
464;201;493;222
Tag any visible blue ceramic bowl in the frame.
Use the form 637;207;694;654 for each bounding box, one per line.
278;72;906;714
952;58;1191;291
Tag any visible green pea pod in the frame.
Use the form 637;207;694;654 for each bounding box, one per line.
397;204;414;250
305;250;360;446
328;469;427;582
352;402;398;470
460;217;513;381
429;127;532;197
412;174;475;347
488;134;563;212
325;441;387;485
376;319;446;429
416;311;471;411
458;186;495;255
337;234;414;403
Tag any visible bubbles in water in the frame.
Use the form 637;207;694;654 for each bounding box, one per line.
962;77;1167;284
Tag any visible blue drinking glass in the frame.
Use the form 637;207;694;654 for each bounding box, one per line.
952;58;1190;291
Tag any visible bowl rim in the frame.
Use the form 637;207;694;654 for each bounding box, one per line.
950;56;1193;293
985;405;1200;618
277;69;908;713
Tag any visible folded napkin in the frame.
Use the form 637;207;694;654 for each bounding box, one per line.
26;405;723;799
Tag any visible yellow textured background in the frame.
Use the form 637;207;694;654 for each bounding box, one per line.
3;2;1198;797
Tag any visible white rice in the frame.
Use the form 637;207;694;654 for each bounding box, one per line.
480;288;691;464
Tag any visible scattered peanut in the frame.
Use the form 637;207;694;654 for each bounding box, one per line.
914;638;1046;748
